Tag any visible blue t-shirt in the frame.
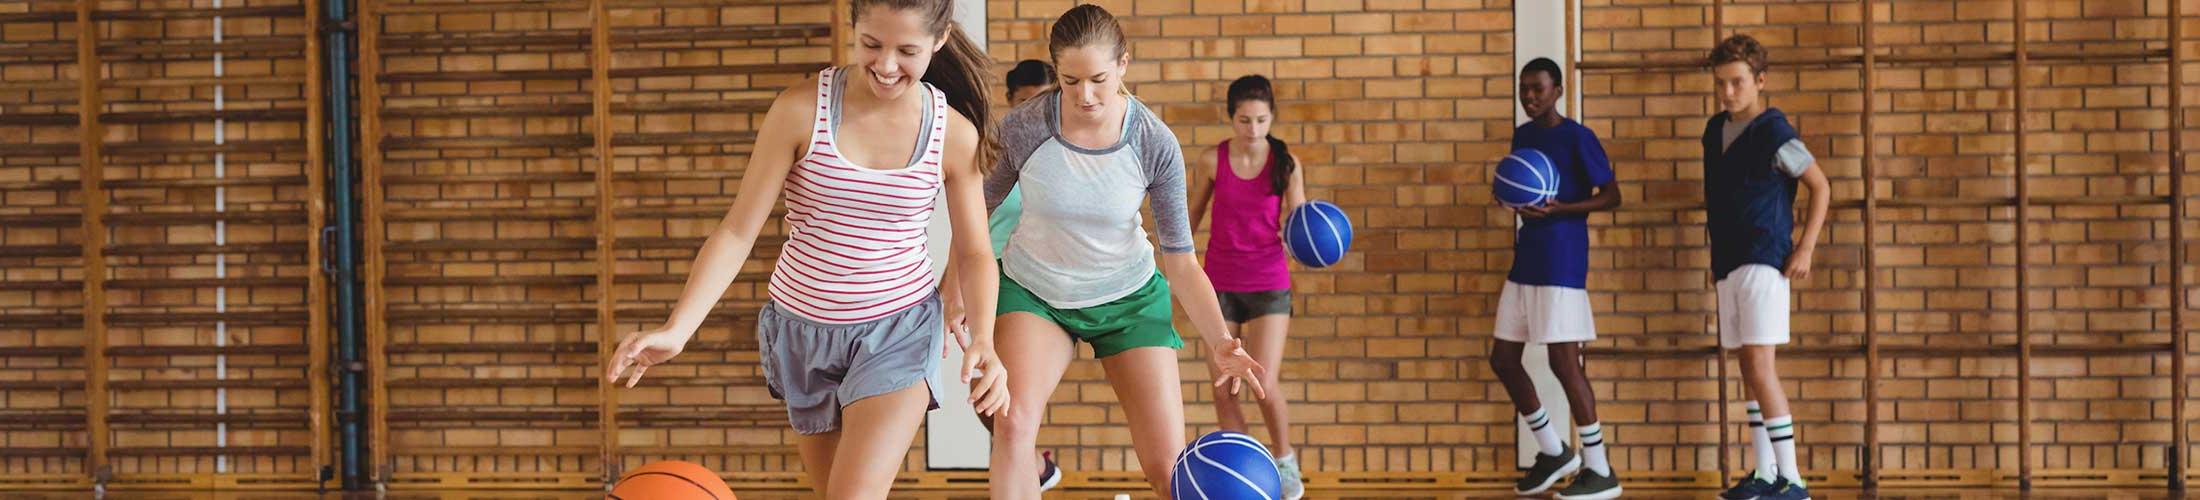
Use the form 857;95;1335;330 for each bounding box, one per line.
1507;118;1615;289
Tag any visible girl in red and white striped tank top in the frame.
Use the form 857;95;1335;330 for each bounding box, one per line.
605;0;1011;496
770;66;947;323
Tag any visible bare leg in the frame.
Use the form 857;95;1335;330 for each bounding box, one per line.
987;312;1075;500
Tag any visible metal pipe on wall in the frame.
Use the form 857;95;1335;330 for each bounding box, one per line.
319;0;365;487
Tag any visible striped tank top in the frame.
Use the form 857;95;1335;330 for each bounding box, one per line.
769;67;947;324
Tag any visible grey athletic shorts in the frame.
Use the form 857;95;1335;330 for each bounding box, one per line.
757;294;944;435
1217;289;1292;324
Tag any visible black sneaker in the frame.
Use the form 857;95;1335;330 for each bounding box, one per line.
1720;471;1778;500
1037;450;1062;491
1758;477;1811;500
1512;446;1580;495
1555;468;1621;500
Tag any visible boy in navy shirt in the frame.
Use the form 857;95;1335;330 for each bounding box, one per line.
1493;57;1623;500
1704;35;1830;500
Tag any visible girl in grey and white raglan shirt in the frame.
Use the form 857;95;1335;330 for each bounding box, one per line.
948;5;1265;499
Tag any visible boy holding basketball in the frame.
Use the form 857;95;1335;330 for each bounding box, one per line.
1493;57;1624;500
1702;35;1830;500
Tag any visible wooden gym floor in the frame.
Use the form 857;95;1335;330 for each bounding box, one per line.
0;489;2182;499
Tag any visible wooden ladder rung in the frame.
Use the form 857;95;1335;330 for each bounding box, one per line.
0;244;80;257
376;1;586;14
382;206;592;221
109;379;309;390
385;409;597;422
0;346;81;357
106;277;309;289
379;30;588;49
3;143;78;156
610;63;827;79
615;24;830;44
382;103;593;118
381;172;597;184
107;446;312;457
385;237;596;251
0;113;77;125
615;99;772;115
0;447;87;457
381;134;593;149
0;179;80;191
108;411;308;425
103;175;308;189
387;342;597;354
110;242;306;255
101;108;306;124
93;6;305;20
107;310;309;326
386;377;598;388
106;344;309;357
105;210;304;225
616;408;782;424
104;140;303;155
98;38;305;56
0;314;82;328
0;280;80;291
615;132;759;147
380;69;591;83
0;412;85;426
384;275;596;286
0;11;71;23
0;380;82;390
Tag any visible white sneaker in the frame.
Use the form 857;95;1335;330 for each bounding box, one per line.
1276;453;1305;500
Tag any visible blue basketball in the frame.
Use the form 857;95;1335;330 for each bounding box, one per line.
1494;148;1559;208
1172;431;1282;500
1285;200;1352;268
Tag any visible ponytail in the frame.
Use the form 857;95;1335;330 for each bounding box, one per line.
1264;135;1295;196
924;23;998;172
852;0;998;172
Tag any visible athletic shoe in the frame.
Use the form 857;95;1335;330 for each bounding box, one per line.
1038;450;1062;491
1720;471;1779;500
1758;477;1811;500
1555;468;1622;500
1276;453;1305;500
1513;445;1580;495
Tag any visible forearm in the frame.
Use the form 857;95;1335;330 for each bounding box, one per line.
1159;253;1234;346
660;225;757;336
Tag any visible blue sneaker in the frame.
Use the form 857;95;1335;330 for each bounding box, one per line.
1757;477;1811;500
1719;471;1779;500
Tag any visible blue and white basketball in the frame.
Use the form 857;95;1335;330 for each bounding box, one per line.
1285;200;1352;268
1494;148;1559;208
1171;431;1282;500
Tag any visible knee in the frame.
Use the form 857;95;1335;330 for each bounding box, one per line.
1489;351;1524;376
991;404;1046;447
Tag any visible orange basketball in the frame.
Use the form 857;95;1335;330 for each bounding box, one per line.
610;460;737;500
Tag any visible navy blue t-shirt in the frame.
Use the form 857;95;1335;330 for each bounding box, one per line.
1508;118;1615;289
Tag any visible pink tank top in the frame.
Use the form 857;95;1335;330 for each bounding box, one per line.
1202;139;1291;292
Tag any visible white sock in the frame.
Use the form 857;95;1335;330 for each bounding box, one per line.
1765;414;1802;486
1577;422;1610;476
1748;401;1776;479
1524;408;1564;456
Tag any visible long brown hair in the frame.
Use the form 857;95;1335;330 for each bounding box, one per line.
1227;74;1295;197
852;0;998;170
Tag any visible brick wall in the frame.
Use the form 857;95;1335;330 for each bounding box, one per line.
982;0;2190;480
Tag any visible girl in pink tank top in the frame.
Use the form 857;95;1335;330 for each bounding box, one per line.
1186;74;1311;498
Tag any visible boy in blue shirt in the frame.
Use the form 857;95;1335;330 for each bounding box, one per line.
1494;57;1624;500
1703;35;1831;500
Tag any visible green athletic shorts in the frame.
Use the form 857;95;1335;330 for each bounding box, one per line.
997;267;1184;358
